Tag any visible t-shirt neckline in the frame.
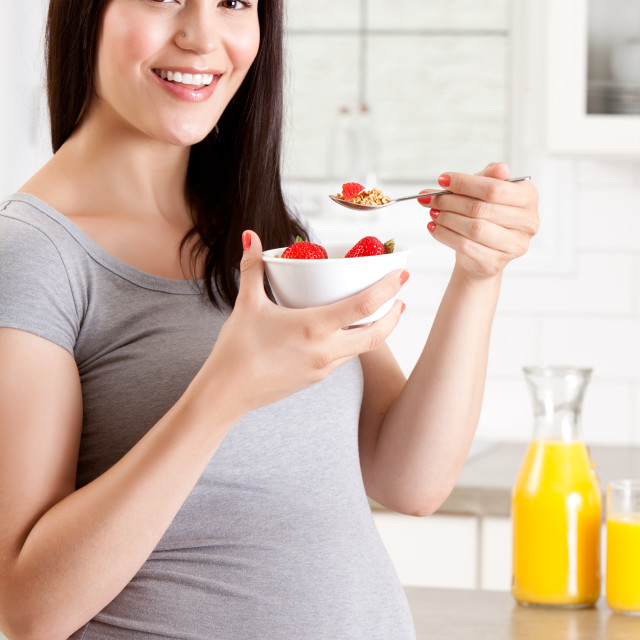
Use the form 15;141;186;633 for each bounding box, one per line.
8;192;208;295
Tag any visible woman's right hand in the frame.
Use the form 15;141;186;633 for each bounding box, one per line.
199;230;407;416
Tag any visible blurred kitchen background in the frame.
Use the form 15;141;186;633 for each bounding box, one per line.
3;0;637;446
1;0;640;603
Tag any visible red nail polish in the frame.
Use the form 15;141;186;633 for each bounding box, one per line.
430;209;440;219
438;174;451;188
242;231;251;251
418;194;432;205
427;221;437;233
399;271;410;286
401;302;406;314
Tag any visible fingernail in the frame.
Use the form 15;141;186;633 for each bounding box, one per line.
438;174;451;188
427;221;437;233
401;302;406;314
399;271;410;286
430;208;440;220
242;231;251;251
418;194;432;205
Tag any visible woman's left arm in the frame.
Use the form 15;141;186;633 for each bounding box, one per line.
358;162;539;516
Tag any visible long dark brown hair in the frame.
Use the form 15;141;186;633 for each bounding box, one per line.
45;0;306;308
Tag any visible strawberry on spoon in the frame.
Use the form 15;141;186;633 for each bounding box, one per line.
341;182;365;200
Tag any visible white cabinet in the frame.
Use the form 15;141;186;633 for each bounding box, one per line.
480;517;512;591
373;511;514;592
373;512;478;589
541;0;640;155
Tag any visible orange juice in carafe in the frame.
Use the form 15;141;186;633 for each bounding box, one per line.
511;367;601;608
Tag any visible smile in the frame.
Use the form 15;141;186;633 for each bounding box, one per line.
153;69;218;88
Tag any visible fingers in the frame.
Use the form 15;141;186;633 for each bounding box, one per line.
430;211;531;259
418;166;535;210
439;173;532;208
429;194;540;235
317;269;409;330
474;161;511;180
322;299;406;372
429;224;511;277
237;230;265;303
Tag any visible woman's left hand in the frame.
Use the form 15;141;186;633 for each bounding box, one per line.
418;162;539;279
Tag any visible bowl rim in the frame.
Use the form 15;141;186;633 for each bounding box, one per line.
262;242;410;263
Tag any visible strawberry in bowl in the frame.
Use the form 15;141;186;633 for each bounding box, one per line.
280;237;328;260
262;237;410;325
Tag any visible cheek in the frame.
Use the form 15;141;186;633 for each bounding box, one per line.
227;23;261;72
98;4;165;80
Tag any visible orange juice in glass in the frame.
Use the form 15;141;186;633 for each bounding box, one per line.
511;367;601;608
606;480;640;615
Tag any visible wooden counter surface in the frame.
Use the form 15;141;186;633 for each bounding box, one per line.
406;587;640;639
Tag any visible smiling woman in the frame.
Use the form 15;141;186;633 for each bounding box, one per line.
0;1;539;638
92;0;260;146
43;0;303;302
0;0;415;638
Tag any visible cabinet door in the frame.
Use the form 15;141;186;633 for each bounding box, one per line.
373;512;477;589
480;517;512;591
543;0;640;154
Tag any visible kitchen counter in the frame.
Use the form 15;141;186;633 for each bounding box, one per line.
372;442;640;517
406;587;640;639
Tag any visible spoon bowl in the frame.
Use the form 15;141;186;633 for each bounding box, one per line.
329;176;531;212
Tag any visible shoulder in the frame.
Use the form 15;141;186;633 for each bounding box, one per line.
0;193;93;275
0;194;81;283
0;195;83;355
0;194;85;306
1;193;67;248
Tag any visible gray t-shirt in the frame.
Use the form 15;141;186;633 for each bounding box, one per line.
0;193;415;640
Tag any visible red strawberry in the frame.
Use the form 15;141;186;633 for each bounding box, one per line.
341;182;365;200
344;236;395;258
281;236;328;260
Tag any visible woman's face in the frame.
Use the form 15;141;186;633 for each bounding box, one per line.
93;0;260;146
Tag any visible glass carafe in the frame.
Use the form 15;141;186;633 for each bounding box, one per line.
511;366;601;608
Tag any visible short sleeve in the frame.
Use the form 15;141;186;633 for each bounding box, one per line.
0;212;80;355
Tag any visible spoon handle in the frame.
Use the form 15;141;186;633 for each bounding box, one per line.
397;175;531;204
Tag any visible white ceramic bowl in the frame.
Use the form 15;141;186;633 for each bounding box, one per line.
262;242;410;325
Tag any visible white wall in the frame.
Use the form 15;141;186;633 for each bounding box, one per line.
0;0;50;198
283;0;640;447
385;156;640;446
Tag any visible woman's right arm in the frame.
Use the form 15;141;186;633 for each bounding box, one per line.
0;231;406;640
0;325;241;640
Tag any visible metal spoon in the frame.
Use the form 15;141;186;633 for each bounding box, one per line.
329;176;531;212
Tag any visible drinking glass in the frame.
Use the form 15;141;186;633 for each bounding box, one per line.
606;480;640;615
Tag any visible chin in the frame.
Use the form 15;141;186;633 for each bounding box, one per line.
155;118;218;147
164;129;213;147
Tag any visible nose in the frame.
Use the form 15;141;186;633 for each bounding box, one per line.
175;5;220;54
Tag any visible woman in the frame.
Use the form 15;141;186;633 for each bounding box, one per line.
0;0;538;638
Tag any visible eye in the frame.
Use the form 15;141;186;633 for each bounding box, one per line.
218;0;253;9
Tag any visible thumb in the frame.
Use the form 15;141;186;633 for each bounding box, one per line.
476;161;510;181
238;230;265;302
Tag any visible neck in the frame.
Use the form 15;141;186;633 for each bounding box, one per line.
54;102;193;226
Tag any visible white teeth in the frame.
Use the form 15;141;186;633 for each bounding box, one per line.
157;70;215;87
